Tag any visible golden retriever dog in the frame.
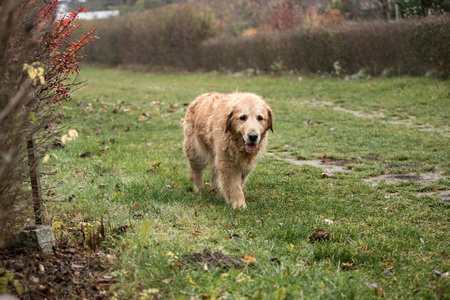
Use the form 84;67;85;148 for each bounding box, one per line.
183;92;273;208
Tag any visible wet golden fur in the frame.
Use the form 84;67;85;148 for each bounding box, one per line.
183;92;273;208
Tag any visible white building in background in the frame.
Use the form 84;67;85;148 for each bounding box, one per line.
57;0;119;20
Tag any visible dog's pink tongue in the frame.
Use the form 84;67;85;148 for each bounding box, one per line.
245;143;257;152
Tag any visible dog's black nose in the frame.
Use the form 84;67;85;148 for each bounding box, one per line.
248;132;258;142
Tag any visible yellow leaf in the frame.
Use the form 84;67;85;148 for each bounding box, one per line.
188;276;195;286
28;111;36;122
43;154;50;163
37;67;44;76
68;129;78;138
138;115;148;121
13;279;23;295
52;154;58;159
61;134;68;144
27;68;38;80
52;221;63;229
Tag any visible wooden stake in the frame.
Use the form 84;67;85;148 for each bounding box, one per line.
27;139;42;225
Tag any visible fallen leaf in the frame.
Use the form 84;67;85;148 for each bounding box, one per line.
365;281;385;296
112;109;118;114
80;152;93;158
303;119;312;125
365;281;380;289
228;233;240;239
434;270;449;278
330;126;337;131
383;267;393;276
162;278;173;284
309;229;330;243
99;184;109;188
40;169;57;175
322;170;335;178
114;225;129;234
71;263;84;270
98;149;106;156
241;253;257;265
114;184;121;191
138;115;148;121
324;218;334;225
341;262;356;271
10;262;25;272
13;279;23;295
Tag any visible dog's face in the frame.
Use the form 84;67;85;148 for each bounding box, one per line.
225;95;273;153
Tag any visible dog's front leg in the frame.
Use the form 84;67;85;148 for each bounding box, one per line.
217;161;246;209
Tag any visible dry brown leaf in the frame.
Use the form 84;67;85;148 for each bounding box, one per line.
80;152;93;158
241;253;257;265
309;229;330;243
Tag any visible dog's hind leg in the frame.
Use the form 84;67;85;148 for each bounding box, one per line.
183;134;206;192
210;164;219;187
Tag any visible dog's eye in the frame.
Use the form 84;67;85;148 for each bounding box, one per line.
257;116;263;121
239;115;247;121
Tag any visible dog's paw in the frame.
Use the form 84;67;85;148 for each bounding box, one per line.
232;201;247;209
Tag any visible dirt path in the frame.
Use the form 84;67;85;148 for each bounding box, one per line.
298;99;450;137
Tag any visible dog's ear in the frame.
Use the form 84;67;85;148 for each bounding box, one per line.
267;108;274;132
225;110;233;133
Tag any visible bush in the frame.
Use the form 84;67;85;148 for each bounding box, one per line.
0;0;97;247
201;16;449;77
0;0;47;246
82;2;216;70
82;9;449;77
409;14;450;78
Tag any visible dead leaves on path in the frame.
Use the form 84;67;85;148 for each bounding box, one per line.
0;246;116;299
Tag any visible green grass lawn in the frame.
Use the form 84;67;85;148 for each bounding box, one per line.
44;67;449;299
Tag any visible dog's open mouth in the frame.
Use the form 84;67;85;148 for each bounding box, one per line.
245;143;257;151
242;137;258;152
